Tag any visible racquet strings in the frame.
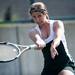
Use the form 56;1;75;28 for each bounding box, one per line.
0;44;19;61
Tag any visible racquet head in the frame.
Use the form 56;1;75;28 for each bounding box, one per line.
0;42;37;62
0;42;20;62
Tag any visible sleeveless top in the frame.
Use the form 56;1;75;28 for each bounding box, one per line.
34;20;72;60
34;20;75;71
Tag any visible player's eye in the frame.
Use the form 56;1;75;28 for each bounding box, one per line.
38;14;42;18
33;16;36;18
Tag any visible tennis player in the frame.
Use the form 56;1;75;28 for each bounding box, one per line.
29;2;75;75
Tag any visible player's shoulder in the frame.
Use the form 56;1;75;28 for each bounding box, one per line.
29;25;39;34
49;19;63;25
53;20;63;24
52;20;64;27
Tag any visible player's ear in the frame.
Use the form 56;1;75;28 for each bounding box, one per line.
46;14;49;19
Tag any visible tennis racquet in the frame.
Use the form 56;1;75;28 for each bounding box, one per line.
0;42;37;62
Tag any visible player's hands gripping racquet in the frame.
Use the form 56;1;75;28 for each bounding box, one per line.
0;42;37;62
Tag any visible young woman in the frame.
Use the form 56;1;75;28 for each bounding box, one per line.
29;2;75;75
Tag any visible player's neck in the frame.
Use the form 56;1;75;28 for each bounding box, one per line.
39;20;50;29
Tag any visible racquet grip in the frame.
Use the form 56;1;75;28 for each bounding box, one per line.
30;44;37;49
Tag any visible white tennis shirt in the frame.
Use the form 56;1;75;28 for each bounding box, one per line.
34;20;72;60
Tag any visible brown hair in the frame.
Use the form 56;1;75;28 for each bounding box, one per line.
29;2;49;19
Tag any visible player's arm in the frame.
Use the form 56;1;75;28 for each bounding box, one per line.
50;20;64;59
52;20;64;47
28;29;46;49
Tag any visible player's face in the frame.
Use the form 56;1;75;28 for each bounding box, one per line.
31;12;47;25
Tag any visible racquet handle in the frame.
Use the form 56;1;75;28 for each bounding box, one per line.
30;44;37;49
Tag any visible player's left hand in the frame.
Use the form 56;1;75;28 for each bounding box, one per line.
50;42;58;59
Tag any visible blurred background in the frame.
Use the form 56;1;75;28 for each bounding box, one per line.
0;0;75;75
